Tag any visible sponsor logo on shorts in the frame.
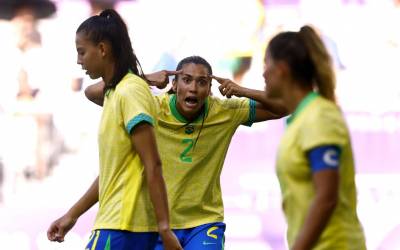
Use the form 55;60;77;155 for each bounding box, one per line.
206;226;219;239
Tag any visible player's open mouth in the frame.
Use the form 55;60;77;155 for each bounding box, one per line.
185;96;199;108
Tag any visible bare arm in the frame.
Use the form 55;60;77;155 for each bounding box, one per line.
84;81;105;106
292;169;339;250
47;176;99;242
85;70;182;107
234;86;288;122
211;75;289;122
145;70;182;89
131;123;182;250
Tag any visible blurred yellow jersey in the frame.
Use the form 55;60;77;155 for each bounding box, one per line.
94;73;158;232
154;93;255;229
276;93;366;249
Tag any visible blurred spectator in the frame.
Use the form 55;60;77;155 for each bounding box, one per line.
223;0;266;84
46;0;117;158
0;0;58;187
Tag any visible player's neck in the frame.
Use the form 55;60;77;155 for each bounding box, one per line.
284;84;313;113
102;62;115;86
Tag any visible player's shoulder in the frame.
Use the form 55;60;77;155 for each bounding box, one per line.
118;73;148;91
154;92;169;103
209;96;249;110
115;73;152;98
306;97;347;129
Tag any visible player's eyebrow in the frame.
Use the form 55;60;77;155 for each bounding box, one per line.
181;73;210;80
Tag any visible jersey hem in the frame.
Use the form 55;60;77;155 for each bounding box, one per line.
93;223;159;233
169;216;224;229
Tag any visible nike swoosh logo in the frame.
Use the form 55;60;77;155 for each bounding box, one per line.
203;241;217;245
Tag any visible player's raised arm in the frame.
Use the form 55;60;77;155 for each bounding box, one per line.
146;70;182;89
212;75;288;121
85;70;184;107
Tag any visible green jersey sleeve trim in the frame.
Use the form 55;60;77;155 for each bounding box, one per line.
243;98;256;127
126;113;154;134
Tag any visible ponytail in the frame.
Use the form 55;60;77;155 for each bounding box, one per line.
267;25;337;103
298;26;336;102
77;9;147;95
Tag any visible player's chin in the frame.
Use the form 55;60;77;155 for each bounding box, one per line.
89;74;101;80
183;102;201;112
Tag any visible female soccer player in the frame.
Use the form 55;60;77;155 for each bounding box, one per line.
85;55;287;249
263;25;366;250
46;9;181;250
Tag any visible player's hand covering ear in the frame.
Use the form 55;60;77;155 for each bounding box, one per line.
211;75;243;98
146;70;182;89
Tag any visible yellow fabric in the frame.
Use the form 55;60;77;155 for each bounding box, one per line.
276;96;366;249
94;73;158;232
154;93;253;229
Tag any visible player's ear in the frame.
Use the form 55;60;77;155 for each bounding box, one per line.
172;78;177;92
275;60;290;79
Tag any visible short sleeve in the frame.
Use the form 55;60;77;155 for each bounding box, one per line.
308;145;341;172
117;78;155;134
299;106;348;152
221;97;255;127
243;98;256;127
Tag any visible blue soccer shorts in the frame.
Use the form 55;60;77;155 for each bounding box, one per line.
85;229;158;250
155;222;226;250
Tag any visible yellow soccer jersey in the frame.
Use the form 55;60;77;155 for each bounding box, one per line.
94;73;158;232
153;93;256;229
276;93;366;249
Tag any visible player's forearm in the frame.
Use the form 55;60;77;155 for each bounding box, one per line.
237;87;288;116
144;163;171;232
67;176;99;220
144;73;160;87
292;195;337;250
235;86;263;99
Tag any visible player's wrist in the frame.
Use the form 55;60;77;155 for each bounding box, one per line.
157;222;171;234
66;207;81;221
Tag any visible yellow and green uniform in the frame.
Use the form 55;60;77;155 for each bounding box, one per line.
276;92;366;249
94;72;158;232
153;93;256;229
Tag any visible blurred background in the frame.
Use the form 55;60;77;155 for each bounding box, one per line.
0;0;399;249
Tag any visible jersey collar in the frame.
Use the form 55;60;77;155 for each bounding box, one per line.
286;92;319;125
105;71;132;97
169;94;209;123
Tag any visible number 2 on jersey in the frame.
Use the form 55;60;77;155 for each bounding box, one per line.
180;138;193;162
